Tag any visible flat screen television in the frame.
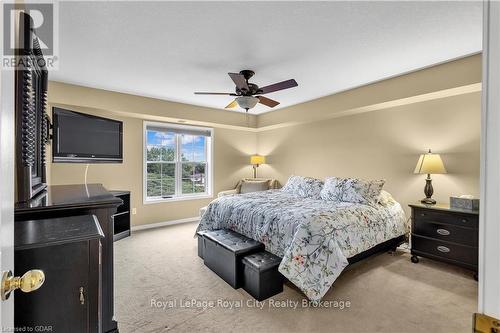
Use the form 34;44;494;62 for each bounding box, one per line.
52;107;123;163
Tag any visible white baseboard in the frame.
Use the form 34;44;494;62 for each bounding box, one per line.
131;216;199;231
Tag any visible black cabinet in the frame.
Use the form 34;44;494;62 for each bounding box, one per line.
110;190;131;241
409;203;479;279
15;184;122;332
14;215;103;333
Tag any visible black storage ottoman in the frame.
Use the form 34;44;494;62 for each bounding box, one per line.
242;251;284;301
203;229;264;289
196;230;207;259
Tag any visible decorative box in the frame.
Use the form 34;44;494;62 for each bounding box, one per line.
450;196;480;211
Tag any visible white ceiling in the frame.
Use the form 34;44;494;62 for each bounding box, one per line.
52;1;483;114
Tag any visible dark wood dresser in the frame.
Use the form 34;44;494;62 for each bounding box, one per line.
15;215;104;332
15;184;123;332
409;203;478;279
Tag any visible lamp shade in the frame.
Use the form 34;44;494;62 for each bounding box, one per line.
414;151;447;174
250;155;266;165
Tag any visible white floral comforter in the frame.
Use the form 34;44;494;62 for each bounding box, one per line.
197;190;406;301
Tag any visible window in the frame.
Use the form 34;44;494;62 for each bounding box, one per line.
144;122;212;202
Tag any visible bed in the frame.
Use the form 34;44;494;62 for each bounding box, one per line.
197;188;407;301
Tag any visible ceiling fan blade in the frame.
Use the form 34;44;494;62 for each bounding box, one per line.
225;99;238;109
259;79;298;94
257;96;280;108
228;73;249;91
194;92;236;95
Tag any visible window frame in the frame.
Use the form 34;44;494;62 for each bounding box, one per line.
143;121;213;204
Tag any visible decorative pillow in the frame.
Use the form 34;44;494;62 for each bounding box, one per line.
281;175;324;199
320;177;385;206
377;190;394;206
240;180;270;194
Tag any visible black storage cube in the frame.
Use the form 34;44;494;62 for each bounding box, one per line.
203;230;264;289
196;230;207;259
242;252;284;301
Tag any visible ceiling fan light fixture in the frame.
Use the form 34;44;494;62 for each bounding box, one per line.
194;71;298;111
236;96;259;110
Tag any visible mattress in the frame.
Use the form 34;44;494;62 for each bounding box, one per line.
197;189;406;301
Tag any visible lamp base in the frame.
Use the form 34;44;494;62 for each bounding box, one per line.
421;175;436;205
420;197;436;205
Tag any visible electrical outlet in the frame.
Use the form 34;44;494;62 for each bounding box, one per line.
132;208;137;215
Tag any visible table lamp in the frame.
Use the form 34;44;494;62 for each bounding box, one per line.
414;149;447;205
250;155;266;178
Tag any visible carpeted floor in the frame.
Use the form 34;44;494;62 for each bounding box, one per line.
114;222;477;333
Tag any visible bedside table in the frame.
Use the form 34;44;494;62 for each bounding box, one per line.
409;203;478;280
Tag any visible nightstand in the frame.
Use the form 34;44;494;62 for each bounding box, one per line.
409;203;479;280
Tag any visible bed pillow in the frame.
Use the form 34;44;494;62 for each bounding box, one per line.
240;180;270;194
377;190;394;206
281;175;324;199
320;177;385;206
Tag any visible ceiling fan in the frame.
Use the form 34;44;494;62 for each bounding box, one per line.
194;70;298;112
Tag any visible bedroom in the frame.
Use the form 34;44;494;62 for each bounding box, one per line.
0;1;499;333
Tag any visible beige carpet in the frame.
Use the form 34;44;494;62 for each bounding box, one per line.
114;222;477;333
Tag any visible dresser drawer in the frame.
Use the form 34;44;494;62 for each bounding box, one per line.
413;221;478;247
413;208;478;229
412;235;478;267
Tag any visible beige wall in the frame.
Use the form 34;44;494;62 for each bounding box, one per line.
49;109;257;226
47;54;481;226
47;106;257;228
258;55;481;129
257;92;481;215
48;81;258;130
